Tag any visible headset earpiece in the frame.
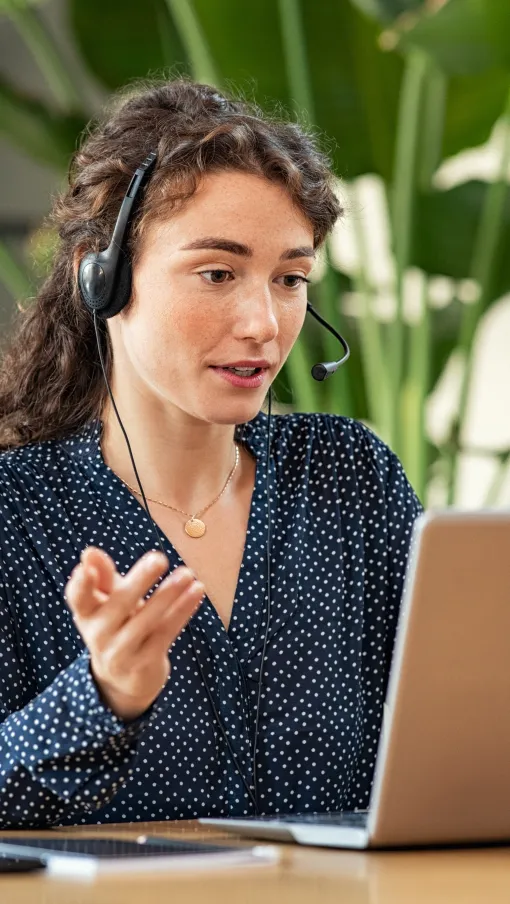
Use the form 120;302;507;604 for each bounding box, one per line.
77;151;157;320
78;246;132;319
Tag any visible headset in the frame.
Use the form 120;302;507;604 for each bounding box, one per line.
77;151;350;815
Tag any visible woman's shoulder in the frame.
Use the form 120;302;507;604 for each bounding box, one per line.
0;427;88;518
265;409;423;522
0;433;62;479
0;420;95;476
257;410;401;481
0;438;55;527
248;409;422;511
273;409;384;446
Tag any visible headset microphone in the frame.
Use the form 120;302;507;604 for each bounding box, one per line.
306;301;350;380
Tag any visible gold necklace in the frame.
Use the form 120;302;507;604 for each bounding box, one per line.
122;444;240;539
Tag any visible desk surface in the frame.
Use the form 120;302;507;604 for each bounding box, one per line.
1;821;509;903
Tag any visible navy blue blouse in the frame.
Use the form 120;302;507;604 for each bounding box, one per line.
0;411;422;828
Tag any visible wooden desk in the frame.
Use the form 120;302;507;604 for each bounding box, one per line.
1;821;510;903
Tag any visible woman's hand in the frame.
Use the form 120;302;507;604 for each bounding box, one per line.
65;546;205;722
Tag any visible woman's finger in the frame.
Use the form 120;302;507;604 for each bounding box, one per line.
111;573;203;658
140;582;205;661
65;564;103;620
90;553;181;643
80;546;117;595
114;569;200;653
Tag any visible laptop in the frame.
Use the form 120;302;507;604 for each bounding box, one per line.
200;509;510;848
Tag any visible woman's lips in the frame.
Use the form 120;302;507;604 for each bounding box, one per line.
210;366;268;389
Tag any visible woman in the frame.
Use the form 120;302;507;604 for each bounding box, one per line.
0;79;422;828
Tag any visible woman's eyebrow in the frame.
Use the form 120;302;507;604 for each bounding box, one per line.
179;237;316;260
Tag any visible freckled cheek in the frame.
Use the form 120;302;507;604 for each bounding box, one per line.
133;296;220;375
175;303;215;340
280;304;307;356
166;304;223;366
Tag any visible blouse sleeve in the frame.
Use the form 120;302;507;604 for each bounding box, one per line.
371;438;423;614
341;419;424;809
352;418;424;598
0;577;163;828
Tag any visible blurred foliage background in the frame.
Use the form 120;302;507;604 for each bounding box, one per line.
1;0;510;506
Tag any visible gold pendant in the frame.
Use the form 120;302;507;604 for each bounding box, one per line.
184;517;206;539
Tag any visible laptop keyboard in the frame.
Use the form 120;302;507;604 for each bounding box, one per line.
243;811;369;828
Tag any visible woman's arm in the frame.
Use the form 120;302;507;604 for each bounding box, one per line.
0;592;157;828
341;418;424;809
0;543;205;828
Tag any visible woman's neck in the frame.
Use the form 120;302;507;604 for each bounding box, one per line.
100;398;240;516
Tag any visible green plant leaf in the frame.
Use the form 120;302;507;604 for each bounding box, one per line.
0;0;45;12
0;77;87;168
69;0;189;90
4;0;83;111
192;0;289;108
443;68;510;157
189;0;403;180
0;239;33;301
413;180;510;304
348;0;424;25
400;0;510;76
427;299;463;393
301;0;402;180
68;0;403;182
328;312;370;421
351;1;510;165
164;0;220;86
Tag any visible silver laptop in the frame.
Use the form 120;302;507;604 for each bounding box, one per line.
200;510;510;848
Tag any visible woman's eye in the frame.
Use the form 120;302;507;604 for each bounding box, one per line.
280;275;311;289
199;269;233;284
198;271;310;288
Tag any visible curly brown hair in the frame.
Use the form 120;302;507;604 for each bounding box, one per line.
0;77;342;449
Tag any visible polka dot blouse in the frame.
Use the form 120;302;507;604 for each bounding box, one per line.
0;411;422;828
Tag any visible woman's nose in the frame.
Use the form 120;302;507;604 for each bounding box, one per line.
233;290;279;344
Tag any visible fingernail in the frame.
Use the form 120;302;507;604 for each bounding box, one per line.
146;552;167;568
169;567;194;584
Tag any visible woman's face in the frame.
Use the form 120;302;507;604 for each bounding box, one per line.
111;169;315;426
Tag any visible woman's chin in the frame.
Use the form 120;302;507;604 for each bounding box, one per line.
200;397;266;427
